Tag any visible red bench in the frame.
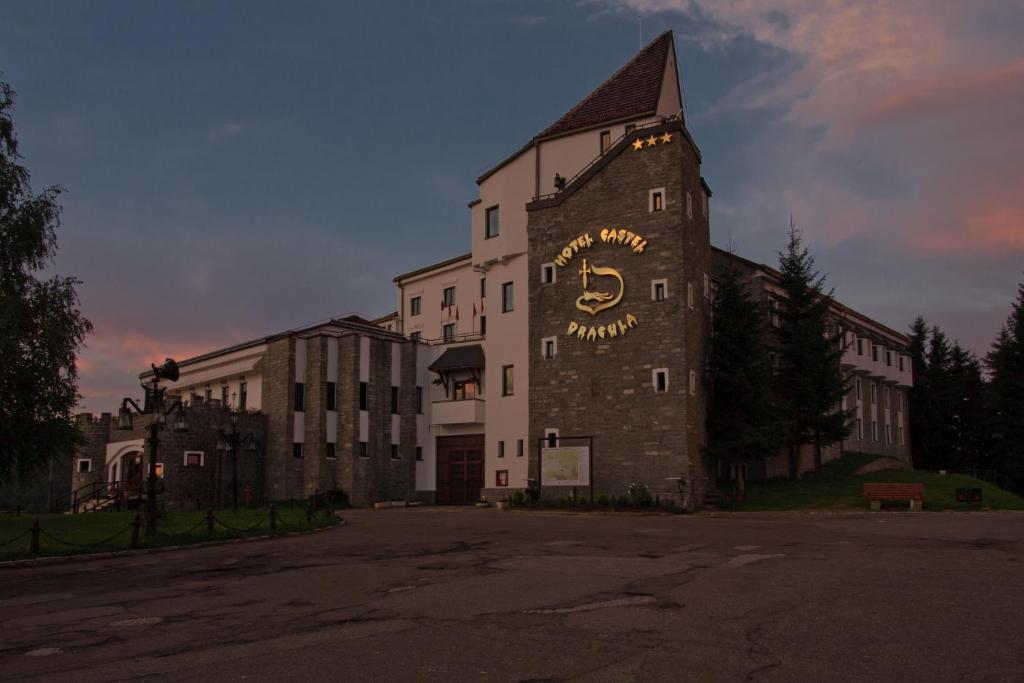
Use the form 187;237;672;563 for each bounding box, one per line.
863;483;925;511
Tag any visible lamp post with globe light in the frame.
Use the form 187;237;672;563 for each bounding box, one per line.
216;413;258;510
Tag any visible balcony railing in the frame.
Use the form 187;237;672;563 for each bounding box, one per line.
431;397;486;425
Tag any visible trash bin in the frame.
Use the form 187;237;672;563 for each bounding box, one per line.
970;488;983;503
956;488;968;503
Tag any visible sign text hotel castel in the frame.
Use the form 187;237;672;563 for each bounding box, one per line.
554;227;648;342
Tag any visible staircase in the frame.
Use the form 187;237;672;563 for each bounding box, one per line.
53;481;126;514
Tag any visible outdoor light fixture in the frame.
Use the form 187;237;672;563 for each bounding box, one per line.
217;416;258;509
117;357;188;535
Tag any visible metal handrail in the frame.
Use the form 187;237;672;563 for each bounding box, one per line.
533;116;680;202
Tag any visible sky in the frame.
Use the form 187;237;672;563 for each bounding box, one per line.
2;0;1022;413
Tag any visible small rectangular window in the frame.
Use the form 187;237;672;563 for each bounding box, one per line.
502;282;514;313
653;280;666;302
77;459;91;473
541;263;555;284
496;470;509;487
502;365;514;396
326;382;336;411
485;206;500;239
517;439;524;457
689;370;697;395
326;442;336;459
856;378;862;400
872;345;879;362
221;385;229;405
416;386;423;414
871;384;877;404
687;283;695;309
886;351;893;367
599;130;611;153
185;451;204;467
652;191;663;212
542;337;556;359
654;369;668;393
391;444;399;459
204;387;212;403
359;442;368;458
410;296;421;316
391;386;399;414
498;440;505;458
443;323;456;342
546;431;558;447
480;278;486;299
359;382;368;410
856;338;864;355
480;315;487;335
899;355;905;372
872;420;879;441
155;463;164;479
293;443;303;458
443;286;456;307
416;446;423;461
294;383;305;412
239;379;248;409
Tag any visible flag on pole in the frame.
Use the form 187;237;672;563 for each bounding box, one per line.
472;303;477;319
456;306;460;321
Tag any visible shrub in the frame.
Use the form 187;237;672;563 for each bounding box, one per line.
597;494;610;507
627;482;654;508
511;490;526;507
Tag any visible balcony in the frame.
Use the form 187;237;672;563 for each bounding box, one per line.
431;398;486;425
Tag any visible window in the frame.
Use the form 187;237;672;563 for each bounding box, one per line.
686;191;693;219
480;278;486;299
496;470;509;487
359;442;368;458
856;337;864;355
653;369;668;393
870;383;877;404
703;274;709;298
359;382;368;410
239;379;247;409
689;370;697;395
886;350;893;367
898;425;905;446
293;443;303;458
479;315;486;335
326;443;336;459
391;444;400;460
541;263;555;284
872;345;879;362
416;386;423;414
485;206;500;239
872;420;879;441
897;392;903;412
498;440;505;458
204;386;212;403
885;423;892;444
410;296;422;316
542;337;556;359
687;283;695;309
391;386;399;414
443;323;456;342
453;379;476;400
77;459;91;473
856;377;862;400
326;382;336;411
650;189;664;212
884;386;890;409
443;286;456;307
857;418;864;440
184;451;204;467
517;439;524;457
416;446;423;461
502;282;513;313
294;382;305;412
768;299;781;328
545;430;559;447
899;355;905;372
221;384;229;406
652;279;667;301
155;463;164;479
599;130;611;153
502;365;514;396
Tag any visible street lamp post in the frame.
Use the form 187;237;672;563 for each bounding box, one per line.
216;413;257;510
117;358;188;535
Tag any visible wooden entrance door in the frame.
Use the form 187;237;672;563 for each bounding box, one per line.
436;435;484;505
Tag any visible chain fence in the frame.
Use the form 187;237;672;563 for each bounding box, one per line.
0;504;339;560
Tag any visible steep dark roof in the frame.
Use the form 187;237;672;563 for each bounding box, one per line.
536;31;674;139
428;344;485;372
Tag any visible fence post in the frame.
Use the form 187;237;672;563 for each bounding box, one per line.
30;519;40;554
130;514;141;548
206;509;215;537
269;505;277;534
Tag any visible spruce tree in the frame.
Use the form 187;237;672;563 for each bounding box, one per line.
0;80;92;482
705;263;783;480
906;317;930;468
775;225;851;477
986;277;1024;490
946;343;987;471
924;326;953;470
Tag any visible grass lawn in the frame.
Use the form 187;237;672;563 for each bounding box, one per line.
0;504;340;562
737;452;1024;512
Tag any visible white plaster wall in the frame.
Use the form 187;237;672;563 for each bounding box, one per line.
401;260;480;341
537;118;657;197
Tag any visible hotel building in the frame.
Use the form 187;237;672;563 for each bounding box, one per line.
72;32;912;509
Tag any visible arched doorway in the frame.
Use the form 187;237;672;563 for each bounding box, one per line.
120;451;145;498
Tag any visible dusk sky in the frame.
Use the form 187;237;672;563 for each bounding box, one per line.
2;0;1022;413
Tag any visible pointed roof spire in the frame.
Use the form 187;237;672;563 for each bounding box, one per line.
536;30;677;139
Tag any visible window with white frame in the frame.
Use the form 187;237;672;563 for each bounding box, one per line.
541;263;555;284
689;370;697;395
77;459;91;473
653;368;668;393
541;336;557;359
184;450;204;467
410;296;421;316
652;279;667;302
649;187;665;212
443;286;456;307
544;429;559;447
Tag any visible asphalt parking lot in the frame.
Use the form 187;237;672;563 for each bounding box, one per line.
1;507;1022;682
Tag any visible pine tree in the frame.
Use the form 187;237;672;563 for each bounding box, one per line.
0;80;92;482
775;224;851;477
986;277;1024;490
906;317;930;468
705;263;784;479
946;343;987;471
924;326;953;469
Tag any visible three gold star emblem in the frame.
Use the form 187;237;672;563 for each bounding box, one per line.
631;131;674;151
